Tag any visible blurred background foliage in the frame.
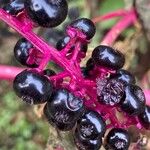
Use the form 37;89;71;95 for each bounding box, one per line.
0;0;150;150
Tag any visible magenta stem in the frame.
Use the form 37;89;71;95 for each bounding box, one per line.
0;9;81;80
92;9;129;23
101;9;137;45
0;65;24;80
144;90;150;106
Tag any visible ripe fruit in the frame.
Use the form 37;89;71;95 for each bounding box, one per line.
77;110;106;140
81;67;89;78
24;0;68;28
105;128;130;150
92;45;125;70
56;36;88;53
44;104;75;130
14;38;38;67
97;79;125;106
43;69;56;76
86;58;95;70
138;105;150;129
3;0;25;16
69;18;96;40
120;84;146;116
13;70;53;104
111;69;136;85
46;89;85;131
74;129;102;150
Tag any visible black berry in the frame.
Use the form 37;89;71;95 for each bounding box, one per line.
3;0;25;16
138;105;150;129
86;58;95;70
24;0;68;28
77;110;106;140
14;38;38;67
46;89;85;131
56;36;88;53
92;45;125;70
111;69;136;85
97;79;125;106
13;70;53;104
120;84;146;116
69;18;96;40
74;129;102;150
105;128;130;150
44;104;75;130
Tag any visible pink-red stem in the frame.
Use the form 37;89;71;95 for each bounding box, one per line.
101;9;137;45
92;9;128;23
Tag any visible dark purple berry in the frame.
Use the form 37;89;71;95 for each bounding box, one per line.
13;70;53;104
46;89;85;131
3;0;25;16
14;38;38;67
77;110;106;140
24;0;68;28
120;84;146;116
69;18;96;40
138;105;150;129
92;45;125;70
44;104;75;130
86;58;95;70
97;79;125;106
74;129;102;150
43;69;56;76
81;67;89;78
105;128;130;150
56;36;88;53
111;69;136;85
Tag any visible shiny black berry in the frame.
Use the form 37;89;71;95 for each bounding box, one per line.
13;70;53;104
77;110;106;140
43;69;56;76
24;0;68;28
86;58;95;70
69;18;96;40
138;105;150;129
92;45;125;70
74;129;102;150
44;104;75;130
120;84;146;116
46;89;85;131
14;38;38;67
105;128;130;150
81;67;89;78
111;69;136;85
97;79;125;106
3;0;25;16
56;36;88;53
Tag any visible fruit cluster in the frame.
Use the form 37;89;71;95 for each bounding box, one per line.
2;0;150;150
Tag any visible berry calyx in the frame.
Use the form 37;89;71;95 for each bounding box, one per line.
120;84;146;116
46;89;85;131
14;38;38;67
77;110;106;140
74;129;102;150
3;0;25;16
24;0;68;28
138;105;150;129
105;128;130;150
69;18;96;40
13;70;53;104
92;45;125;70
111;69;136;85
97;78;125;106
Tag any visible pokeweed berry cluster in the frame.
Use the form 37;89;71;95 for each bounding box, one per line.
1;0;150;150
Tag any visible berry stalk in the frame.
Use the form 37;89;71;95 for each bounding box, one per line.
92;9;129;23
101;9;137;45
